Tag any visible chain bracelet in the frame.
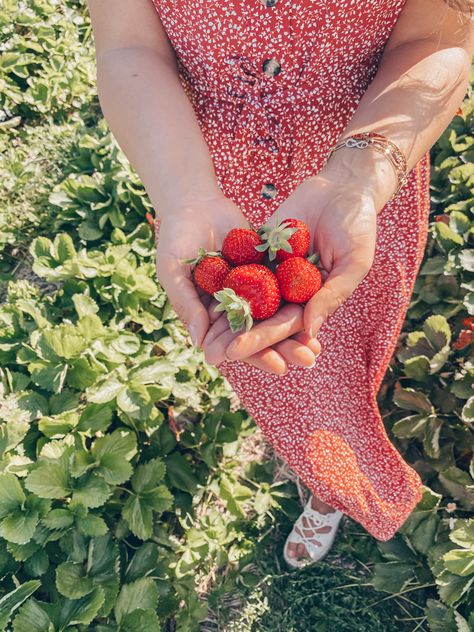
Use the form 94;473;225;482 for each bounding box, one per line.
327;132;409;202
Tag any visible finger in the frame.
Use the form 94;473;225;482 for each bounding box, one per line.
272;338;316;368
291;332;322;357
202;312;231;350
157;255;209;347
197;287;212;310
304;258;370;337
207;298;222;324
244;347;288;375
203;325;289;375
225;303;304;361
203;327;238;367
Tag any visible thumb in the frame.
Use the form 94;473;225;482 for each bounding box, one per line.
157;257;210;348
304;259;370;337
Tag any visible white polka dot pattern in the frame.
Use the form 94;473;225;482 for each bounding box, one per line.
152;0;431;540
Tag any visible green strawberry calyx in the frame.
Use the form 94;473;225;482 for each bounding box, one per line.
180;247;221;266
213;287;253;332
306;252;320;266
255;220;298;261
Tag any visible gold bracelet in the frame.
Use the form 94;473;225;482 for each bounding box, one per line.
327;132;409;202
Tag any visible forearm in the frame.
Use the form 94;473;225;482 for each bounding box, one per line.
321;37;472;211
95;46;220;216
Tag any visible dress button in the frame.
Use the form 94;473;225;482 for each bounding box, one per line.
261;183;278;200
259;0;279;6
262;59;281;77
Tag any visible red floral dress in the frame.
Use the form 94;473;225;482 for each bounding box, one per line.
151;0;430;540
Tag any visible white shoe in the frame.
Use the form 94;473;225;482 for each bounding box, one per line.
283;496;344;569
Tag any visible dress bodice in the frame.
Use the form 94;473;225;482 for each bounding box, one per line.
151;0;408;225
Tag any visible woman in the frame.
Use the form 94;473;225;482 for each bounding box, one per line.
87;0;474;568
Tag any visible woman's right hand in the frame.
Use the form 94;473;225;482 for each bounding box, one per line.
154;193;320;374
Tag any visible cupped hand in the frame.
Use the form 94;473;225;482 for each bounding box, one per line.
154;192;321;374
201;298;321;374
222;174;378;362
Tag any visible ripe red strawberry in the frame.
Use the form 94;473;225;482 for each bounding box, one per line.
181;248;231;295
463;317;474;330
257;218;311;262
276;256;322;303
193;255;231;295
221;228;266;266
213;264;281;331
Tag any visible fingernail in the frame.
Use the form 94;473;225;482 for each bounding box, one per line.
309;315;324;337
189;324;198;347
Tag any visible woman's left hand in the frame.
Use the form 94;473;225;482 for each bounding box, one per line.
207;173;379;365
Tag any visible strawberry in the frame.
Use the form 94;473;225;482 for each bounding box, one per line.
257;218;311;262
221;228;266;265
182;248;231;295
213;264;281;331
462;317;474;330
145;211;155;227
453;329;474;350
276;256;322;303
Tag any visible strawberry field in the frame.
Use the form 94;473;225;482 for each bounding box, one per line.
0;1;474;630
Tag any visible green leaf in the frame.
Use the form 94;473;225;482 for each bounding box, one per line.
24;550;49;578
56;562;94;599
393;388;432;414
122;609;160;631
58;587;105;627
461;396;474;422
437;570;474;607
110;333;140;356
443;549;474;577
0;473;26;518
449;519;474;548
423;417;443;460
0;510;38;545
77;514;108;537
29;362;68;394
131;459;166;493
392;414;429;439
86;378;124;404
125;543;159;582
114;578;158;623
459;249;474;272
72;294;99;318
439;467;474;509
30;237;52;259
53;234;76;264
423;314;451;351
122;495;152;541
403;355;431;380
434;222;464;250
92;429;137;461
116;383;150;414
165;452;198;494
25;464;70;499
97;454;132;485
425;599;457;632
370;562;415;593
0;581;41;630
129;358;176;384
12;598;53;632
142;486;173;514
72;474;111;508
463;291;474;316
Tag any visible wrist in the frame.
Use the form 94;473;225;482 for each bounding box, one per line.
319;144;399;212
151;183;225;220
